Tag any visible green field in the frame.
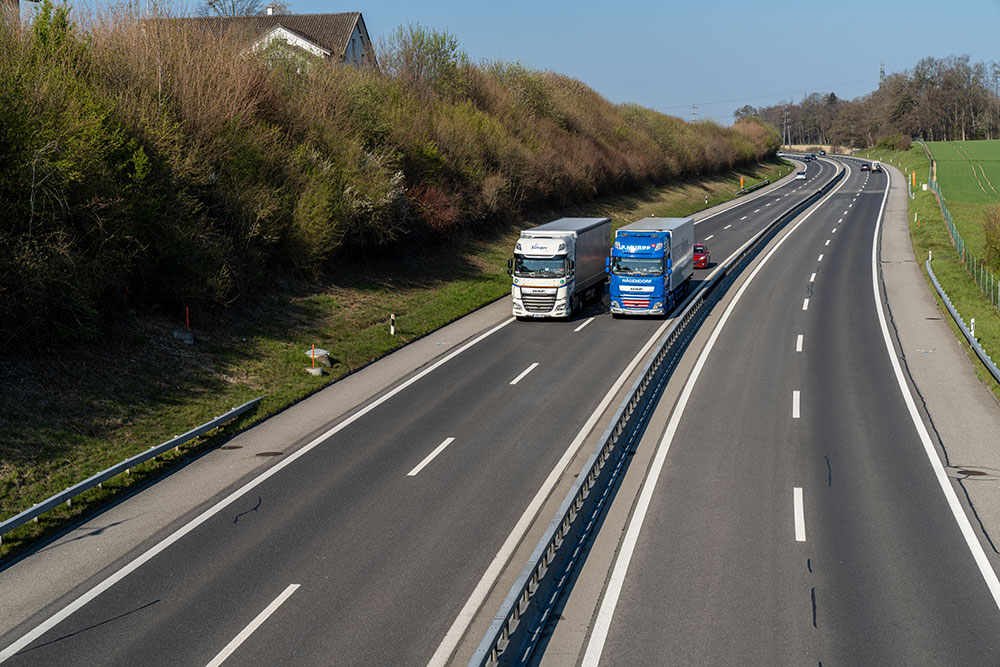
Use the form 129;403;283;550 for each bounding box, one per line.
931;140;1000;204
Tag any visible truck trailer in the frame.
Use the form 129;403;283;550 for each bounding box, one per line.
508;217;611;319
608;217;694;316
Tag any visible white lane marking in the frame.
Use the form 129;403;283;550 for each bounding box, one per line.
832;228;838;233
838;218;843;224
825;239;831;246
818;254;824;262
205;584;300;667
582;165;852;667
407;437;457;476
0;316;518;664
574;317;595;332
754;208;761;213
705;235;714;241
794;488;806;542
509;362;539;386
796;334;804;352
809;272;816;282
765;203;772;207
793;390;801;418
802;298;810;311
723;224;732;230
740;216;748;220
849;203;854;207
868;168;1000;609
429;312;681;667
843;210;848;215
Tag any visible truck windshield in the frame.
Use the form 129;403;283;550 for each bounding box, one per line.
513;256;568;278
611;257;663;276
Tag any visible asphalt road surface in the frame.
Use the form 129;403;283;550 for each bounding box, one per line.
580;163;1000;665
0;158;840;667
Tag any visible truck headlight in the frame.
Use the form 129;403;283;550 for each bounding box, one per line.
611;300;620;308
653;302;662;309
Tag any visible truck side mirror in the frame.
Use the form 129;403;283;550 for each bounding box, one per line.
506;258;514;276
569;259;575;272
666;257;672;269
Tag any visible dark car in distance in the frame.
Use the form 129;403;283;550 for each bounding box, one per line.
861;162;871;171
693;243;710;269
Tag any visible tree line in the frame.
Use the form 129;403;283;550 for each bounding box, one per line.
734;56;1000;147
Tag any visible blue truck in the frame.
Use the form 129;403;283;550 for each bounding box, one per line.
608;217;694;317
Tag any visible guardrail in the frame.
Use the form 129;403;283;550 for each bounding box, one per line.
737;178;769;196
926;258;1000;383
470;161;847;667
0;397;263;546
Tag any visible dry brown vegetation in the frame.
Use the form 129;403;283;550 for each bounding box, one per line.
0;4;780;348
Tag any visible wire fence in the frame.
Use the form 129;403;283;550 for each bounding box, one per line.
917;139;1000;311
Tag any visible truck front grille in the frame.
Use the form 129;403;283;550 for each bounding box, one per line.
522;294;556;312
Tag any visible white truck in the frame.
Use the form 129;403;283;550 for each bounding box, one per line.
508;217;611;319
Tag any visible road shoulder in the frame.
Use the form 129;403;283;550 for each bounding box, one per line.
879;164;1000;558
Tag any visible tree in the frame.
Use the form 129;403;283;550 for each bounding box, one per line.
197;0;289;17
733;104;758;122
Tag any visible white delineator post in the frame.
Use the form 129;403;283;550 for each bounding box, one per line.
390;314;395;336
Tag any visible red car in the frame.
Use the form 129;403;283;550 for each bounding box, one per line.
693;243;710;269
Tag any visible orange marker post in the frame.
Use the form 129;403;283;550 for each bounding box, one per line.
186;307;190;330
740;176;744;189
312;344;316;368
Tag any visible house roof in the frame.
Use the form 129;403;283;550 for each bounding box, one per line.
167;12;366;59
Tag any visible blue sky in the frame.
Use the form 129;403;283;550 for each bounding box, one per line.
63;0;1000;124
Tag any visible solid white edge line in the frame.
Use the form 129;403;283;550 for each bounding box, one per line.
0;316;517;664
407;437;457;477
869;169;1000;608
574;317;595;332
205;584;300;667
509;362;539;386
796;334;804;352
582;163;851;667
427;313;679;667
794;488;806;542
792;390;801;419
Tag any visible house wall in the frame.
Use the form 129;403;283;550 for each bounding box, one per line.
342;23;371;68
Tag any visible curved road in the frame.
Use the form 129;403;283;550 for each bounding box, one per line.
576;162;1000;665
0;159;840;666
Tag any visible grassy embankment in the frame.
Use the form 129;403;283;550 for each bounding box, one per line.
0;148;788;560
862;141;1000;399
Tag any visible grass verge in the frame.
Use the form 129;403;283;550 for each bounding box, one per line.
0;158;791;561
861;146;1000;401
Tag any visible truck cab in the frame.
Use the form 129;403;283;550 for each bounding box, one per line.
608;217;693;317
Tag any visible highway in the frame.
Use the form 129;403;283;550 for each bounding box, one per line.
0;159;840;666
577;162;1000;665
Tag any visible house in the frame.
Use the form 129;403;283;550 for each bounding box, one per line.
167;10;377;69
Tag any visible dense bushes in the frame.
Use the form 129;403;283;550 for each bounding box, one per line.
0;5;779;348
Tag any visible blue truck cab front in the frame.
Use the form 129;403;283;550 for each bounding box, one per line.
608;217;694;317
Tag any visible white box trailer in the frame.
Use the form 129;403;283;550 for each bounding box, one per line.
508;217;611;319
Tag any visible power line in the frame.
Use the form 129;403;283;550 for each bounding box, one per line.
653;77;877;112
